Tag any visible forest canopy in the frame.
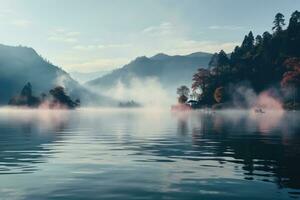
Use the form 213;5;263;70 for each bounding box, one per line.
191;10;300;109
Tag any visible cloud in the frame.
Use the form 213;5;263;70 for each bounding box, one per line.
65;31;81;37
0;9;15;16
173;40;240;53
64;58;129;72
11;19;31;28
48;29;80;43
73;43;131;51
0;9;31;28
100;44;132;48
139;22;239;54
142;22;175;36
208;25;244;30
73;45;97;51
54;21;241;73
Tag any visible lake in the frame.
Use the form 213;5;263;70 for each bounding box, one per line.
0;108;299;200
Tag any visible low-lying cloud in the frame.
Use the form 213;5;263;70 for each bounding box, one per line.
101;77;173;107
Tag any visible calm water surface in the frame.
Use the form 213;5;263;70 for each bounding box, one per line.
0;108;300;200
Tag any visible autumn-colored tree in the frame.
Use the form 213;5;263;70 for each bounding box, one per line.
281;58;300;103
214;87;228;103
281;71;300;88
283;57;300;72
192;68;211;93
281;58;300;88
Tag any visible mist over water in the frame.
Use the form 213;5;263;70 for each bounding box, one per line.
0;108;300;199
88;77;175;107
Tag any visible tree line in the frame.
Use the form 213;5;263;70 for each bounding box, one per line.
184;10;300;109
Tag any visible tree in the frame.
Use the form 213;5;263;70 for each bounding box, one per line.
188;10;300;109
230;46;243;63
287;11;300;56
192;68;216;105
178;95;188;104
209;50;230;76
255;35;263;46
190;91;199;100
284;57;300;72
214;87;228;103
208;53;219;69
8;82;40;107
241;31;254;51
218;50;230;66
281;58;300;89
288;10;300;30
272;13;285;33
21;82;32;97
280;58;300;104
177;85;190;97
262;31;272;48
248;31;255;47
281;71;300;88
192;68;211;93
49;86;80;109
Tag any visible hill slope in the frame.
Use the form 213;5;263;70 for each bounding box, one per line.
0;44;111;105
87;52;212;90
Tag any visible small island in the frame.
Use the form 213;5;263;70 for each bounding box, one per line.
118;100;142;108
8;82;80;109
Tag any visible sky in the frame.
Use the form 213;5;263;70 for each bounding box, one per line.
0;0;299;73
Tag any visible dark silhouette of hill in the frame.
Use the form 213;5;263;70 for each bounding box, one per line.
86;52;212;90
0;44;112;106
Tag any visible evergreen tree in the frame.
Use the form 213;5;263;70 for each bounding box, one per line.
255;35;263;46
288;10;300;30
262;31;272;47
21;82;33;97
190;10;300;109
272;13;285;33
208;53;219;69
241;31;254;51
218;50;230;66
212;50;230;76
247;31;254;47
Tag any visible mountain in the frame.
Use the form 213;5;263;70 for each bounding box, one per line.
87;52;212;90
70;70;111;83
0;44;112;105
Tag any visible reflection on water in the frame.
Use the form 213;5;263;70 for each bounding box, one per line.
0;108;300;199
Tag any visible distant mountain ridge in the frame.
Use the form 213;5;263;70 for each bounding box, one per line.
0;44;212;105
70;70;111;83
87;52;212;90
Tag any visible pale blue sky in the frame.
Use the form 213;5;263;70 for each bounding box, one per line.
0;0;298;72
